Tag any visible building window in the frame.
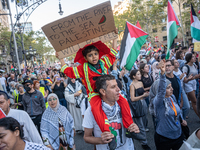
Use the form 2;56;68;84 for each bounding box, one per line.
163;36;167;41
162;26;166;31
0;18;2;23
152;28;157;33
162;18;166;23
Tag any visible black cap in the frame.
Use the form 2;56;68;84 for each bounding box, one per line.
22;80;33;85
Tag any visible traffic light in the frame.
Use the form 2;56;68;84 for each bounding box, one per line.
12;46;23;63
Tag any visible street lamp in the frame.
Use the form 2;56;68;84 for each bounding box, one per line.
1;46;7;58
26;46;37;68
58;2;64;15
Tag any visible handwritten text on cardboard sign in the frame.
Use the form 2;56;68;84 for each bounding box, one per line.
42;1;116;53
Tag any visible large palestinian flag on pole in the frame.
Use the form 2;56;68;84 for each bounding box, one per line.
166;0;180;59
191;4;200;43
120;21;148;71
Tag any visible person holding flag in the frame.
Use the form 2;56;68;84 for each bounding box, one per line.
57;38;139;150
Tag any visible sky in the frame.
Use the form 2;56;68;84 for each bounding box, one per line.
10;0;120;31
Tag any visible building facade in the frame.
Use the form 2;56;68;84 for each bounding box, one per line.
0;1;9;28
21;22;33;33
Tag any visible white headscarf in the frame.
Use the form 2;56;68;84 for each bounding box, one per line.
47;93;60;112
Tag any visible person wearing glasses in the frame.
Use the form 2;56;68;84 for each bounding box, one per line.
165;60;182;108
22;80;46;136
149;60;187;150
40;93;75;150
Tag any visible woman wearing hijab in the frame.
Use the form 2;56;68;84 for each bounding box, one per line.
40;93;75;150
149;60;187;150
151;62;160;81
64;78;84;133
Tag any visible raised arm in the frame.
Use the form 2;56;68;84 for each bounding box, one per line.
154;60;167;107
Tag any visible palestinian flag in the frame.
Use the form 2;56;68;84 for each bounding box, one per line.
0;108;6;119
191;4;200;43
120;21;148;70
146;42;152;55
166;0;180;59
11;65;14;71
136;21;142;29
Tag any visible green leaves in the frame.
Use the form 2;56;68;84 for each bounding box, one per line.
114;0;166;37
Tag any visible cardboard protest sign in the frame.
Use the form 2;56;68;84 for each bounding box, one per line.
42;1;117;59
194;42;200;51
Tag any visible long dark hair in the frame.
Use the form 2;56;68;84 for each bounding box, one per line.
0;117;24;139
129;69;139;80
139;63;146;76
185;53;193;64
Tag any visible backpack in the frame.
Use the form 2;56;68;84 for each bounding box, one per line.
181;64;197;76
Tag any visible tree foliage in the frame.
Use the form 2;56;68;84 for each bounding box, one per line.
114;0;200;44
114;0;166;37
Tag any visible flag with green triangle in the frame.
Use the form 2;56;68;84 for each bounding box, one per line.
191;4;200;43
166;0;180;59
120;21;148;70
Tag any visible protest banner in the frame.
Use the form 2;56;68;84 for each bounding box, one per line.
194;42;200;51
42;1;117;59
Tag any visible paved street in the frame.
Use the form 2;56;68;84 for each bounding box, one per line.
74;107;200;150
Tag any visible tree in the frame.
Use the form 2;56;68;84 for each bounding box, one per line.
162;0;200;46
114;0;166;44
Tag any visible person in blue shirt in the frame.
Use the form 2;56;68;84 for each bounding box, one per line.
150;60;187;150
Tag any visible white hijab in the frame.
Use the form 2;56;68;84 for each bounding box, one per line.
47;93;60;112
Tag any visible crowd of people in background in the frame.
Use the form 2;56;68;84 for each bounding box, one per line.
0;42;200;150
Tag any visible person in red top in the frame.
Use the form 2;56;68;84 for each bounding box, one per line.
57;40;139;149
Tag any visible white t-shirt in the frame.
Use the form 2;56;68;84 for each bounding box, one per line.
8;109;43;144
24;141;50;150
0;77;6;85
82;106;134;150
182;64;198;76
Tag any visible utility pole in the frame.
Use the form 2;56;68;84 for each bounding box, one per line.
7;0;21;74
177;0;186;46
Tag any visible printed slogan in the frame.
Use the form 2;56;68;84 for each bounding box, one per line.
42;1;117;59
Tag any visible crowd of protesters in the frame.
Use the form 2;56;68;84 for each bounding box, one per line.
0;42;200;150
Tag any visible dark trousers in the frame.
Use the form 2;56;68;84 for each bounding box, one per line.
59;98;67;108
154;132;184;150
31;114;42;136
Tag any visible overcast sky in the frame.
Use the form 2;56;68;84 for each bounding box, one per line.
10;0;120;31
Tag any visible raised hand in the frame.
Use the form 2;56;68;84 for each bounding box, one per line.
158;60;165;75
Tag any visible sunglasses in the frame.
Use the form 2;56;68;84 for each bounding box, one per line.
26;84;31;86
48;98;57;101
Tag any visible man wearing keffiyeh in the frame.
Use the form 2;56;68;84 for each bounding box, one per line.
83;75;139;150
